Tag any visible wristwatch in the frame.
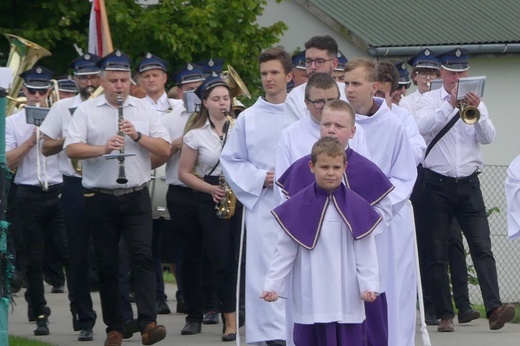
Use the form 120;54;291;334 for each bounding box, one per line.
133;131;142;142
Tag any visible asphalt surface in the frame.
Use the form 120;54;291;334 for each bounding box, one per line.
7;283;520;345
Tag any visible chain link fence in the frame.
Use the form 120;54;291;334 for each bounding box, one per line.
466;165;520;305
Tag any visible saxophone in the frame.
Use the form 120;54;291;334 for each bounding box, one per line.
215;175;236;219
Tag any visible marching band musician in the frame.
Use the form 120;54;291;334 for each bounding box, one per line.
331;50;347;83
177;75;241;342
65;50;169;346
137;52;184;317
55;74;78;99
6;65;69;337
391;61;411;105
220;47;293;346
39;53;102;342
160;64;207;332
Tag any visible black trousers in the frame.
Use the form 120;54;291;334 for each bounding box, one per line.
167;185;203;323
411;166;471;316
85;188;156;334
61;176;97;330
17;183;69;317
422;169;502;318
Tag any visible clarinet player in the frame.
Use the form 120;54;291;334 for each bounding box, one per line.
65;50;170;346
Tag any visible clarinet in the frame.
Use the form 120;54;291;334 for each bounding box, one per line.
116;92;128;184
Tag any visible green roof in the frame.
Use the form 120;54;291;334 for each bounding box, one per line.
304;0;520;48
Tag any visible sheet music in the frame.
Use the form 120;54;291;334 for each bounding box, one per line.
183;90;201;113
25;106;50;126
457;76;486;100
429;79;443;91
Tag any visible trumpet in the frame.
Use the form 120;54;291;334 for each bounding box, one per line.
458;100;480;125
116;93;128;184
215;175;237;219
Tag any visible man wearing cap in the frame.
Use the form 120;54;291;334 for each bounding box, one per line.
331;50;347;83
400;49;441;115
290;50;308;88
137;52;185;317
402;48;477;327
391;62;411;105
39;53;102;341
416;48;515;332
66;50;169;345
220;47;293;346
161;63;213;334
6;65;69;336
55;75;78;99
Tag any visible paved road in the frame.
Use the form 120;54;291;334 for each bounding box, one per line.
7;283;520;345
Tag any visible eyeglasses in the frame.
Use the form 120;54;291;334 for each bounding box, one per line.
77;75;100;83
305;58;335;67
306;97;338;109
400;83;411;90
26;88;49;95
415;71;440;79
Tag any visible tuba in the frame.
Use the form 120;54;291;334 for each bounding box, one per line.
221;65;251;114
215;175;237;219
459;100;480;125
4;34;51;115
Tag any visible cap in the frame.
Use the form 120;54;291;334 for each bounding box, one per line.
138;52;168;73
195;58;225;75
437;48;469;72
19;65;54;89
96;50;132;72
172;63;205;86
394;61;411;85
335;50;348;72
56;75;77;93
70;53;101;75
194;75;229;100
291;50;306;70
407;48;439;70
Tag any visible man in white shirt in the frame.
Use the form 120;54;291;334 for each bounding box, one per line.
416;48;515;332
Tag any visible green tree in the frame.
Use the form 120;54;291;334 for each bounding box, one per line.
0;0;287;103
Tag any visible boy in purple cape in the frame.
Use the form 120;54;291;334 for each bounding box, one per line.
261;137;381;346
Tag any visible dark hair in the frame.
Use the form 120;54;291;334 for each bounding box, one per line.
345;58;378;83
304;35;338;59
323;99;355;127
304;73;339;99
376;61;400;93
258;47;292;75
311;137;346;164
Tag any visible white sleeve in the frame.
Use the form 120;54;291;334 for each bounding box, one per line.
506;155;520;240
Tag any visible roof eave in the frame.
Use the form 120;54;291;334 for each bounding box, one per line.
368;43;520;57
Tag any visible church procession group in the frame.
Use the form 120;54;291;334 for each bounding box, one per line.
7;31;520;346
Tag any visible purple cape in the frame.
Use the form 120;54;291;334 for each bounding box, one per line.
271;183;382;250
277;147;393;205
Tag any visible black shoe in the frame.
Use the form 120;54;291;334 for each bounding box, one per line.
181;321;201;335
123;319;138;339
203;310;219;324
425;308;439;326
78;328;94;341
51;285;64;293
458;308;481;324
28;306;51;322
267;340;287;346
34;315;50;336
221;333;236;342
156;300;171;315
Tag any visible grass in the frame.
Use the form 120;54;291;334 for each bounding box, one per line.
162;266;176;285
9;336;56;346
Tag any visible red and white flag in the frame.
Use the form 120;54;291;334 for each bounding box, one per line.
88;0;113;56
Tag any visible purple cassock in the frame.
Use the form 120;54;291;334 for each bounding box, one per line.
277;147;393;205
271;183;382;250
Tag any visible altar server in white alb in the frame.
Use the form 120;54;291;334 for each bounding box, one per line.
262;137;381;346
220;47;293;346
506;155;520;240
344;58;418;346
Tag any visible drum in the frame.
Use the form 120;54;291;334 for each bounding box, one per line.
149;164;170;220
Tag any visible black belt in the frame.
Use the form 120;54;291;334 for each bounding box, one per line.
17;183;62;193
89;184;146;196
62;175;82;183
423;168;479;184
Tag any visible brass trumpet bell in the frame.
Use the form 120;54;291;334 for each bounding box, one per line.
459;101;480;125
221;65;251;99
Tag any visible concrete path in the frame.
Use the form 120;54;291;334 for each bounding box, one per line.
7;283;520;345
